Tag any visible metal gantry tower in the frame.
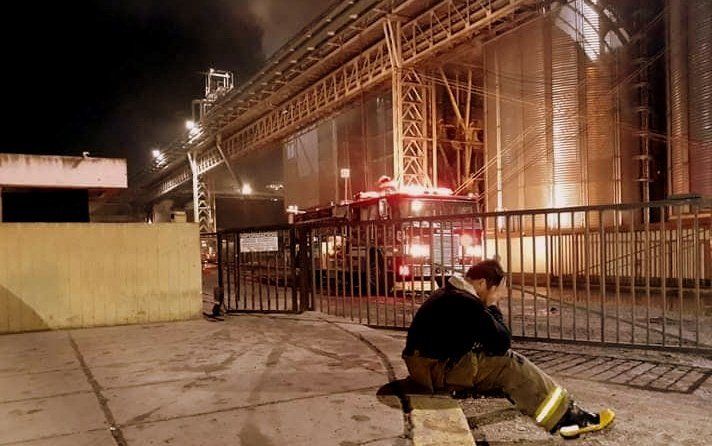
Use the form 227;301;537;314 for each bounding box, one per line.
385;18;434;188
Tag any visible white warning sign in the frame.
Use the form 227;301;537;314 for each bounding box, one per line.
240;231;279;253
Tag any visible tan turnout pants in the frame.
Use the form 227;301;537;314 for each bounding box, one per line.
403;350;571;431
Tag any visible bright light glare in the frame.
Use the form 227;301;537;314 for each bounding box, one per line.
407;243;429;258
465;245;483;258
185;120;196;130
241;184;253;195
398;265;411;277
411;200;424;213
151;149;161;159
460;234;473;247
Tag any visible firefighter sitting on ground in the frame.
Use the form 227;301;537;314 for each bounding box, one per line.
402;259;615;438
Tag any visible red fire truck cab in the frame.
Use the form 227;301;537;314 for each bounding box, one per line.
293;188;484;295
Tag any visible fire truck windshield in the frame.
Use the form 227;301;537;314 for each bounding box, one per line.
397;198;477;219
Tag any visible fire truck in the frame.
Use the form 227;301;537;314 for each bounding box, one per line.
293;186;484;295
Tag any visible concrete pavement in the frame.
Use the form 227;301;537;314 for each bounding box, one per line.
0;312;468;446
1;312;711;445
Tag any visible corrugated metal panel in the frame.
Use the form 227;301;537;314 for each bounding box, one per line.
494;31;524;211
551;23;582;209
484;18;552;212
521;19;551;210
585;61;616;207
484;0;643;216
668;0;690;195
688;0;712;197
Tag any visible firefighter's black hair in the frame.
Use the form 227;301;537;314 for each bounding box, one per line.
465;259;505;289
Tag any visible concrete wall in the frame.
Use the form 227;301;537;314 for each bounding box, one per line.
0;153;127;189
0;223;201;334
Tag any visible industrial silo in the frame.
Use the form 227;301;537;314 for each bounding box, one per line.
483;0;664;219
668;0;712;198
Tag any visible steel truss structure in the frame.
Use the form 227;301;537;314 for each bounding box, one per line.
146;0;542;200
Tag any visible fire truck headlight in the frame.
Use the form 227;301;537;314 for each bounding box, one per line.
465;245;483;258
407;243;429;257
398;264;411;277
460;234;473;247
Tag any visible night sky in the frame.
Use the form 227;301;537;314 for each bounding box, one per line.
0;0;325;175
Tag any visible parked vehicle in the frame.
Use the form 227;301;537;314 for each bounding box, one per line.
294;188;484;294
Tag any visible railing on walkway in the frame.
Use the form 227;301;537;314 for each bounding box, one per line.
218;198;712;352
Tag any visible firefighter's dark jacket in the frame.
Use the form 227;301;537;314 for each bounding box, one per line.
404;276;511;360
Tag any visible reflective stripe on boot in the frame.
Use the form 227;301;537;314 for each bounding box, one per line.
534;386;569;432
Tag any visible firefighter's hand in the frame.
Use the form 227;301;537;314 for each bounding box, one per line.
484;294;500;307
483;287;503;307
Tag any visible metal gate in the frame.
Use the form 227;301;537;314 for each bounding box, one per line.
217;225;311;313
217;198;712;352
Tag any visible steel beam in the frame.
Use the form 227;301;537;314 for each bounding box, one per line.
150;0;539;198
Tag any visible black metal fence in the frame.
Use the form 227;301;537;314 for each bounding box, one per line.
218;197;712;352
217;225;310;313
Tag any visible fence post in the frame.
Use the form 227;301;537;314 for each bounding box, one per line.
297;226;312;312
290;226;299;312
217;232;224;290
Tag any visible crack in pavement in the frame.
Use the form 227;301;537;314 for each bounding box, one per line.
69;333;127;446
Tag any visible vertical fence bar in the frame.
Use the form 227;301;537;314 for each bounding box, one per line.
483;215;489;260
283;231;289;311
676;205;683;346
630;208;636;344
326;228;333;316
225;235;232;311
357;224;363;324
545;212;550;339
450;220;456;283
235;234;248;310
374;224;381;325
599;210;606;343
429;222;435;295
614;209;621;344
264;239;270;311
217;232;224;311
645;207;651;345
349;225;355;321
407;223;414;327
311;228;318;313
558;212;564;340
341;225;347;318
506;215;513;329
661;206;667;347
419;222;425;307
494;213;500;263
584;211;591;341
520;214;525;337
391;223;397;327
571;211;577;341
440;219;445;288
532;214;538;338
366;223;373;325
693;205;700;347
290;227;298;312
317;230;324;313
250;246;256;310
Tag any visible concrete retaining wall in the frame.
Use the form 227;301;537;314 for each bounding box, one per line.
0;223;201;334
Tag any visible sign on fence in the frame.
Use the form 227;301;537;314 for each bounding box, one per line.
240;231;279;253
